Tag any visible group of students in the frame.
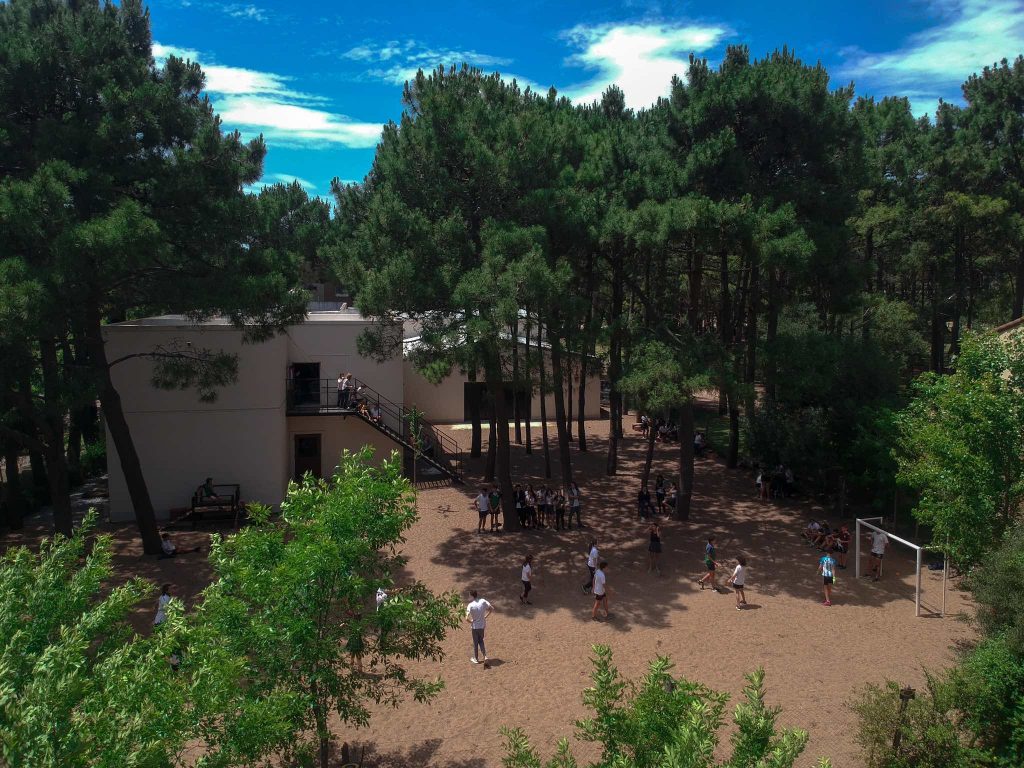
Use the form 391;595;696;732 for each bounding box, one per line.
755;465;796;501
335;373;383;423
637;474;678;518
803;520;852;569
636;416;707;455
473;482;583;532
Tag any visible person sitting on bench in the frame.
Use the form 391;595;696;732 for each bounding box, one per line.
197;477;221;502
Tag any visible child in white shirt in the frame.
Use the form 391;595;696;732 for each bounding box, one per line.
729;557;748;610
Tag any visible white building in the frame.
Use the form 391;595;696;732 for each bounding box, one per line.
103;308;601;522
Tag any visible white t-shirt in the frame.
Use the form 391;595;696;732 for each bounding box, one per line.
593;569;607;596
731;564;746;586
587;546;599;569
154;593;171;625
871;531;889;555
570;487;580;507
161;538;176;556
466;598;492;629
521;563;532;582
475;493;490;512
808;522;821;533
375;588;388;610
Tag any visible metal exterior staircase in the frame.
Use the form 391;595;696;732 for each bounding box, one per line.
285;376;464;483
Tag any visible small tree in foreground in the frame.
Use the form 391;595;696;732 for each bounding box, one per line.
193;448;462;768
0;511;190;767
502;645;830;768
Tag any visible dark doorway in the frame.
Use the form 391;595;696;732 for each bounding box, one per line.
291;362;321;406
293;434;322;480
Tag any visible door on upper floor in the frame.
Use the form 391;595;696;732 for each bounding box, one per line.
291;362;321;407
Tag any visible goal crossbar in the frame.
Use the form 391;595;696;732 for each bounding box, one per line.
855;517;942;618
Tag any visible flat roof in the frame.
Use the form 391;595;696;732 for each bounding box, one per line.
107;309;375;330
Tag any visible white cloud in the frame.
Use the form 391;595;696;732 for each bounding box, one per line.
216;95;381;148
225;4;268;22
152;41;382;149
348;39;522;86
842;0;1024;114
559;21;730;109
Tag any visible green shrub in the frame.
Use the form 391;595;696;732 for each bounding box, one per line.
80;439;106;479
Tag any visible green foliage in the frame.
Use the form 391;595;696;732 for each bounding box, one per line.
964;523;1024;656
895;332;1024;565
192;448;462;767
850;678;981;768
0;511;190;767
79;438;107;478
502;645;828;768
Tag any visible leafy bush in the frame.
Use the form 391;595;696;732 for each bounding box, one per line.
502;645;830;768
80;439;107;478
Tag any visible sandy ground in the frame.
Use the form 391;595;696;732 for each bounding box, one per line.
1;415;975;768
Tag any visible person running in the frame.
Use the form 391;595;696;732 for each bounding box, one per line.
466;590;494;666
591;561;610;619
568;481;582;528
647;523;662;575
583;539;599;594
729;557;748;610
866;528;890;581
819;550;836;606
488;486;502;532
520;554;534;605
697;536;720;591
475;487;491;533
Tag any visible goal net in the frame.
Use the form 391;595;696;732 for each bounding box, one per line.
855;517;948;618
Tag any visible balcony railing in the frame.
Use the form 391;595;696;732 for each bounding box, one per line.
285;376;463;479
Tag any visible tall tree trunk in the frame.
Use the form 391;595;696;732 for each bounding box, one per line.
606;255;624;475
548;319;573;487
524;312;533;455
3;444;25;530
38;337;73;537
950;228;964;358
688;251;703;332
467;365;483;457
487;368;517;531
744;256;760;418
484;410;496;482
677;400;695;520
726;386;740;469
83;311;162;554
511;322;522;445
538;319;552;479
718;251;731;416
640;423;656;488
1014;245;1024;320
764;267;779;402
929;263;944;373
576;341;589;452
565;323;574;443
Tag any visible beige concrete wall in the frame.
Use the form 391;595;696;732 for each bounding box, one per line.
103;325;289;521
402;354;603;425
286;415;403;479
288;320;404;406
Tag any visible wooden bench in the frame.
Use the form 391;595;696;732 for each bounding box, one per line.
187;484;243;529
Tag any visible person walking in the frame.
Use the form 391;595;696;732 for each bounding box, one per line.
647;523;662;575
568;481;582;528
520;554;534;605
819;550;836;606
466;590;494;666
591;561;610;619
866;528;889;581
729;557;748;610
583;538;599;594
475;487;491;533
697;536;720;591
488;486;502;532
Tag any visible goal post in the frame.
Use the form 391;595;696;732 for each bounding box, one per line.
855;517;936;618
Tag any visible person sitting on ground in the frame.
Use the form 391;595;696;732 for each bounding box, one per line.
804;519;822;545
159;531;201;559
813;522;833;550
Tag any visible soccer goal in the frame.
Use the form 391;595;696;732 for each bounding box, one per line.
855;517;949;618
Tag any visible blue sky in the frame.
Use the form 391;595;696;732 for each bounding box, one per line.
148;0;1024;197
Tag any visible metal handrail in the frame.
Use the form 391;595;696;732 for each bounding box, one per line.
284;376;463;479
